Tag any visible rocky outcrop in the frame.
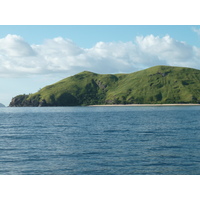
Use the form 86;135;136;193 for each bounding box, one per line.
9;95;29;107
9;95;47;107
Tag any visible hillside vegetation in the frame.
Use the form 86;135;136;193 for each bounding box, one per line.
9;65;200;106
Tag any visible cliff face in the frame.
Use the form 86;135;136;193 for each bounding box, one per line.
9;65;200;107
9;95;47;107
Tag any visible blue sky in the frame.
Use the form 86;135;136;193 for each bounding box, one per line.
1;25;200;48
1;25;200;106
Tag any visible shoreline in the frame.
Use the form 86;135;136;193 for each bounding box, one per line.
89;104;200;107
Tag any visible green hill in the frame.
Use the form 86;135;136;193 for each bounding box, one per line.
9;65;200;106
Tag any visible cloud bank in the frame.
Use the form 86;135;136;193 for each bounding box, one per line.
0;34;200;77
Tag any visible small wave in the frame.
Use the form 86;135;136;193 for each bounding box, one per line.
159;145;182;149
104;129;130;133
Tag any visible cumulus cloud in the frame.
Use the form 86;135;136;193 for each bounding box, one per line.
135;35;194;67
0;34;36;57
0;34;200;77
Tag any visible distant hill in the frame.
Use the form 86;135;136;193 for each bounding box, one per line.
9;65;200;107
0;103;5;107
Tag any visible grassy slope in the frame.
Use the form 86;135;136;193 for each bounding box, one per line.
107;65;200;103
20;65;200;105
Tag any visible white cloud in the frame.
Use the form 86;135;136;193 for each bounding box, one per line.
0;34;36;57
0;34;200;77
135;35;194;66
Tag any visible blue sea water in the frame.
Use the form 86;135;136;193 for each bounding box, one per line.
0;106;200;175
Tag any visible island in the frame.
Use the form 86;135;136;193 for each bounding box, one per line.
9;65;200;107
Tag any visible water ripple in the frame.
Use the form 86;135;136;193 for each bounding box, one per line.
0;106;200;174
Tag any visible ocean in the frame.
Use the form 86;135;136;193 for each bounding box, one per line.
0;106;200;175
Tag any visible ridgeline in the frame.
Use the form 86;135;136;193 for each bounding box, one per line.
9;65;200;107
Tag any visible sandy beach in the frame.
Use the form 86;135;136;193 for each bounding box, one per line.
89;104;200;107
